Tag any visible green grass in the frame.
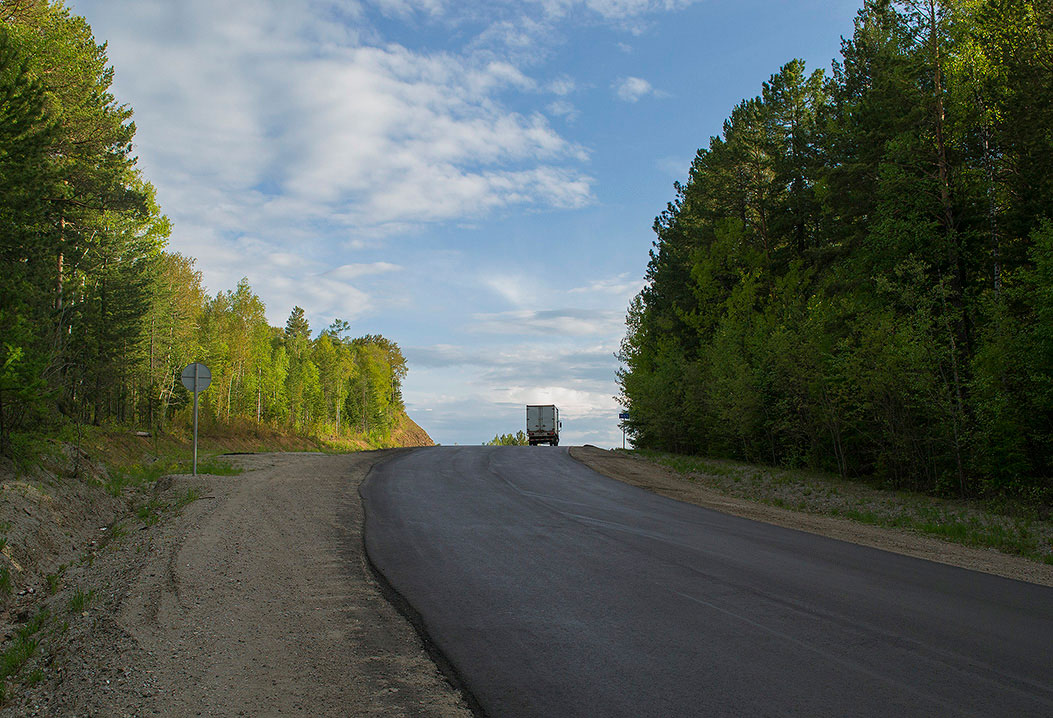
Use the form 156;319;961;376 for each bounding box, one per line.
45;573;60;595
136;499;165;526
0;636;37;681
1;608;49;681
103;453;241;498
175;487;202;509
193;457;241;476
4;431;60;473
105;460;173;497
26;667;44;686
0;607;55;702
68;588;92;613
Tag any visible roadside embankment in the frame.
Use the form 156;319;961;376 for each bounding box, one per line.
571;446;1053;587
0;450;469;716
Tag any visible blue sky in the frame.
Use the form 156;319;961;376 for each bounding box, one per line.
70;0;862;447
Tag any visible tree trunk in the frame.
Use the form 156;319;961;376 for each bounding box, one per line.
0;388;7;458
981;121;1001;294
56;216;66;311
149;318;155;428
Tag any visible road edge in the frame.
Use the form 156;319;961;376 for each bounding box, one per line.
569;445;1053;587
358;448;490;718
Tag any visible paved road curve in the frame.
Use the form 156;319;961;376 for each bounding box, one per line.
361;446;1053;717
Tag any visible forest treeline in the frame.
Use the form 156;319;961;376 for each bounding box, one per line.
619;0;1053;499
0;1;410;455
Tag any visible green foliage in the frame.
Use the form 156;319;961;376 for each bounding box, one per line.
0;2;415;454
620;1;1053;502
487;431;529;446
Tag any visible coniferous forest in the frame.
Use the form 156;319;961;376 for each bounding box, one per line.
619;0;1053;499
0;1;410;455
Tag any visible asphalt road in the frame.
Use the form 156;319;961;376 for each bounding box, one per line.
360;446;1053;717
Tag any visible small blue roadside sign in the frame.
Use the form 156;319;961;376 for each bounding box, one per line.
619;412;630;420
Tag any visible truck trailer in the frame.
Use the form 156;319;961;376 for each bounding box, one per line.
526;404;561;446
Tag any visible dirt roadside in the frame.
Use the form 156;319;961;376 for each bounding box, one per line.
570;445;1053;587
5;452;471;718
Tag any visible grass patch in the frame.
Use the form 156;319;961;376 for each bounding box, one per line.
105;461;173;497
175;487;202;509
45;573;60;595
193;457;241;476
136;499;165;526
68;588;92;613
1;608;49;682
842;509;882;525
0;635;37;681
102;453;240;498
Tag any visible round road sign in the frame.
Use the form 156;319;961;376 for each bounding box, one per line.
180;363;212;392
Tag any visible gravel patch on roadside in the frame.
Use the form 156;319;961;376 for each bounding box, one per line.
570;446;1053;587
3;451;472;717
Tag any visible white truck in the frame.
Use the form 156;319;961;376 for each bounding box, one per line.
526;404;561;446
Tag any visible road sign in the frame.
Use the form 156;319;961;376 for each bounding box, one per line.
180;363;211;476
619;412;630;420
181;363;212;392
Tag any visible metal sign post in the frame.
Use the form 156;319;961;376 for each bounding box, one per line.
619;411;630;450
180;363;212;476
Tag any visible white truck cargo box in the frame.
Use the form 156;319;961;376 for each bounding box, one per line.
526;404;560;446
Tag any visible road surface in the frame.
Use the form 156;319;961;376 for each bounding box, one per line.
361;446;1053;717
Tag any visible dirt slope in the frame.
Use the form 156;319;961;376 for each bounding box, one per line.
391;413;435;448
5;452;470;717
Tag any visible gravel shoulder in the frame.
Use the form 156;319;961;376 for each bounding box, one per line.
5;451;471;717
570;445;1053;587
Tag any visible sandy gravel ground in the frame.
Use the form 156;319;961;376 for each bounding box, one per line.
570;445;1053;587
7;452;471;718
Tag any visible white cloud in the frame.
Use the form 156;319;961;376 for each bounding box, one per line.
595;0;695;17
547;75;577;95
324;262;403;280
482;274;538;307
470;309;623;336
370;0;446;18
547;100;580;122
86;0;594;245
569;273;644;298
532;0;697;21
613;75;657;102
